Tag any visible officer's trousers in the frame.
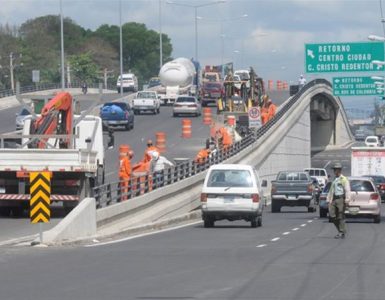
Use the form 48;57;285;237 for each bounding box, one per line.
329;197;346;234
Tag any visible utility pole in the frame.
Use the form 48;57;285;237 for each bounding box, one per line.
159;0;163;69
10;52;14;92
66;62;71;88
98;68;114;89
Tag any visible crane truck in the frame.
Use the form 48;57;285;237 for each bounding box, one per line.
0;92;113;216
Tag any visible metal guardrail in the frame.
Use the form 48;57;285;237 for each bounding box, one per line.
0;82;116;98
93;79;333;208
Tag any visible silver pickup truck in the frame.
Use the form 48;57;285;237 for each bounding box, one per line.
271;171;317;213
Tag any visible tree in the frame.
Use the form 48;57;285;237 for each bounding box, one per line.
69;52;99;83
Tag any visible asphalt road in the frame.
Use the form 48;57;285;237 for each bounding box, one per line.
1;205;384;300
0;92;211;243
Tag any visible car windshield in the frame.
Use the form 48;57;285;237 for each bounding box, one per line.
176;97;195;103
235;72;249;80
366;138;377;143
207;169;253;188
205;74;217;81
363;175;385;184
137;92;156;99
204;83;221;90
350;180;375;192
278;172;308;181
19;108;30;116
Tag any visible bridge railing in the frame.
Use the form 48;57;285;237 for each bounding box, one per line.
0;81;116;98
93;79;332;208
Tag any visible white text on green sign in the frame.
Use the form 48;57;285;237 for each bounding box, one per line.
333;77;381;96
305;42;385;73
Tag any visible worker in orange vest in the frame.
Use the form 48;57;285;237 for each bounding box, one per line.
195;139;212;165
260;95;270;125
119;150;134;201
267;98;277;121
142;139;159;163
219;127;233;149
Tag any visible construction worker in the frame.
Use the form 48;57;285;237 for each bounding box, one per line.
260;95;270;125
194;139;211;165
151;151;174;188
119;150;134;201
219;127;233;150
267;98;277;121
298;74;307;88
142;139;159;163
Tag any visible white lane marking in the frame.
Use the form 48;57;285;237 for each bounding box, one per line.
301;224;307;227
307;220;313;223
323;160;331;169
282;232;290;235
85;221;203;247
314;217;318;220
292;228;299;231
271;237;280;242
256;244;267;248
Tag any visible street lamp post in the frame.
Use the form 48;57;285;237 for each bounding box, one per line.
60;0;65;90
159;0;163;69
166;0;226;62
119;0;123;95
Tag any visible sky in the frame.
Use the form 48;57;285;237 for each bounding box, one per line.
1;0;385;113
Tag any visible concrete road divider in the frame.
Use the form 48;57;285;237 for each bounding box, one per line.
42;197;96;245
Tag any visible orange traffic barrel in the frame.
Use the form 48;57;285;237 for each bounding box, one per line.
227;115;236;126
182;119;192;138
119;144;130;157
202;107;212;125
156;132;166;153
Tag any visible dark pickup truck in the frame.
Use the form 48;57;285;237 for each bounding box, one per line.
271;171;317;213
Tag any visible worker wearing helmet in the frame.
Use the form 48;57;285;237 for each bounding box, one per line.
299;74;306;88
119;150;133;201
142;139;159;163
151;151;174;188
195;139;212;166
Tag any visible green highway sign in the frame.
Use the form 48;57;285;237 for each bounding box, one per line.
333;76;382;96
305;42;385;73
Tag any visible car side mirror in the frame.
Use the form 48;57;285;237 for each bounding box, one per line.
261;180;268;187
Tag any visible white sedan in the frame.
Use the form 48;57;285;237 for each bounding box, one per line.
200;164;267;228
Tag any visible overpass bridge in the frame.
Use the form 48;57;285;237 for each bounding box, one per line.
39;78;354;244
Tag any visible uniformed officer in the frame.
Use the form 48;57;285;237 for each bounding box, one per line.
327;162;351;239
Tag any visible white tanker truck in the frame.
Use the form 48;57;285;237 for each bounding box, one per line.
157;58;198;105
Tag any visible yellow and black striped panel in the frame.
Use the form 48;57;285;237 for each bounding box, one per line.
29;172;51;224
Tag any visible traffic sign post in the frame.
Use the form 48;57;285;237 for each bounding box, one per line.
305;42;384;73
248;107;262;128
332;76;382;96
29;172;51;244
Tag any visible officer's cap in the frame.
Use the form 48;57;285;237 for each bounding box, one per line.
331;162;343;169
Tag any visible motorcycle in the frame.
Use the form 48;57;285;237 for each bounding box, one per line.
82;84;88;95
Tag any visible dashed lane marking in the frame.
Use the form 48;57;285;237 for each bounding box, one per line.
307;220;313;223
271;237;280;242
292;228;300;231
282;232;291;235
301;224;307;227
256;244;267;248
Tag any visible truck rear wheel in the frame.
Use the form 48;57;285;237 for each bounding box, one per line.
0;207;11;217
271;201;280;213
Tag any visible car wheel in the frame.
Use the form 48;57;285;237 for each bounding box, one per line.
0;207;11;217
203;218;214;228
130;121;134;130
374;214;381;223
250;218;257;228
257;216;262;227
271;201;280;213
328;217;333;223
125;123;130;131
157;108;160;114
308;206;315;213
153;109;156;115
173;113;178;117
319;208;327;218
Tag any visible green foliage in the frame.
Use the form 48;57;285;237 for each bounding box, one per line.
69;52;98;82
0;15;173;89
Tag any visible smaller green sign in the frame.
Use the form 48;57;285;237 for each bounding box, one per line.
333;77;382;96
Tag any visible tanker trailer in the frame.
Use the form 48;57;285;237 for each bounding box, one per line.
158;58;197;105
